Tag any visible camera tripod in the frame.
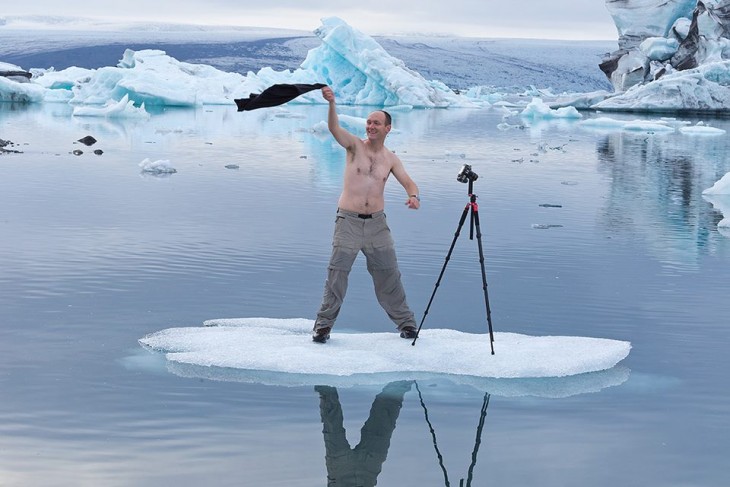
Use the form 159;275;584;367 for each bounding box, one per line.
412;175;495;354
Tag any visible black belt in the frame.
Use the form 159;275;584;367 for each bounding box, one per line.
337;209;380;219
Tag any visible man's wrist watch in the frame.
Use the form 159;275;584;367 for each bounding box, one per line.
410;194;420;201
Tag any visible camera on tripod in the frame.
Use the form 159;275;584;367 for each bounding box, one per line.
414;163;495;354
457;164;479;183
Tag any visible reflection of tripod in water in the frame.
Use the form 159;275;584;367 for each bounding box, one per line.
415;381;491;487
412;165;495;354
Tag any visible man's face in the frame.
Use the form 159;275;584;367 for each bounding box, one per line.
366;111;390;140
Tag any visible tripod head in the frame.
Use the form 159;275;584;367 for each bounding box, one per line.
457;164;480;239
457;164;478;184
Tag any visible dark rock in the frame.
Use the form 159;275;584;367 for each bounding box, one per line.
93;149;104;155
77;135;97;146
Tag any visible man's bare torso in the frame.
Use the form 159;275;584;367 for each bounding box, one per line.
338;140;395;214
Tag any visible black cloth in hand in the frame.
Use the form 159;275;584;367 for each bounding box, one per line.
235;83;327;111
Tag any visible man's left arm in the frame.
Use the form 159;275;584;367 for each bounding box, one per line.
391;155;420;210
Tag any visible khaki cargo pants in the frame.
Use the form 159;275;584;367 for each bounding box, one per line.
315;209;416;332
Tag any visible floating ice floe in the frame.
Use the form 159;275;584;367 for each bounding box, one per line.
138;317;631;387
578;116;725;135
520;98;582;120
139;158;177;174
678;122;726;135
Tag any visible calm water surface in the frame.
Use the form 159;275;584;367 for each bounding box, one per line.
1;102;728;486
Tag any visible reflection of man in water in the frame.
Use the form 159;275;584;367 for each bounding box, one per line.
315;381;413;486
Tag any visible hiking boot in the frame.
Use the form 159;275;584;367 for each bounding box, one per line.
312;326;331;343
399;326;417;339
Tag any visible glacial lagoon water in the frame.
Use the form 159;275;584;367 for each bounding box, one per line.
1;102;729;486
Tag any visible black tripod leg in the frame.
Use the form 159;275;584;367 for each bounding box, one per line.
471;208;495;354
412;203;471;346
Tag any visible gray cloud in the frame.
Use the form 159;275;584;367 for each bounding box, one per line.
1;1;618;40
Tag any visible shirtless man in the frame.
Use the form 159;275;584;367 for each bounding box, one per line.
313;86;420;343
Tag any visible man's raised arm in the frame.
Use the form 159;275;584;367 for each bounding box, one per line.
321;86;359;151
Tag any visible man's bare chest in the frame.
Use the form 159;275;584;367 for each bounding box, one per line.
349;153;391;181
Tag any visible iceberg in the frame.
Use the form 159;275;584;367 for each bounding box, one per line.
0;74;45;103
3;11;729;113
0;61;32;83
597;0;730;112
593;60;730;111
0;17;470;109
300;17;470;107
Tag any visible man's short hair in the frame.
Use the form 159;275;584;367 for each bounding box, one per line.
379;110;392;126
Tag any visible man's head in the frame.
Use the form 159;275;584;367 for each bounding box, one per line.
366;110;392;141
379;110;392;126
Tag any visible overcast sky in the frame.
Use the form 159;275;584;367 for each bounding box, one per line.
2;1;619;40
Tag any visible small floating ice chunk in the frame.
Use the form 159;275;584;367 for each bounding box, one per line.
621;121;675;132
139;158;177;174
679;122;726;135
532;224;564;229
520;98;582;120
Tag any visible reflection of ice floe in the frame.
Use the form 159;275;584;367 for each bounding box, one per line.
138;317;631;387
703;194;730;234
163;360;631;398
72;94;150;119
122;344;629;398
